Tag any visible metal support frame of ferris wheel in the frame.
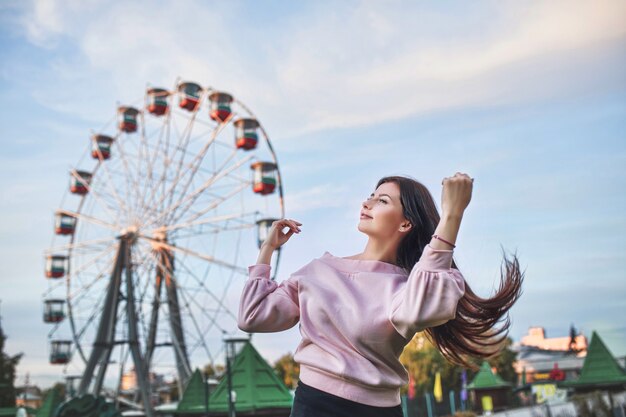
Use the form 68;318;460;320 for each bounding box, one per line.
76;234;155;417
145;242;192;395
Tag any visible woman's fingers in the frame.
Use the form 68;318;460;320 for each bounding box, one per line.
273;218;302;234
443;172;474;184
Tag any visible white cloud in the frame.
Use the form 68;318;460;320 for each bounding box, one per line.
284;184;353;213
10;0;626;140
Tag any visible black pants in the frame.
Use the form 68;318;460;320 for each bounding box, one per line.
290;381;403;417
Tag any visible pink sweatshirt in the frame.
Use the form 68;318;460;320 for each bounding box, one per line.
238;244;466;407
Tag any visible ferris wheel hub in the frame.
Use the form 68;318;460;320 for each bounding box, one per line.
119;226;139;243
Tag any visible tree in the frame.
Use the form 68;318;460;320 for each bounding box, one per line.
400;333;464;398
569;324;579;352
483;337;517;384
400;333;518;396
0;316;23;407
203;362;225;380
273;353;299;389
41;382;66;400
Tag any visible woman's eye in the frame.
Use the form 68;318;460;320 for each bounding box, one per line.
379;199;388;204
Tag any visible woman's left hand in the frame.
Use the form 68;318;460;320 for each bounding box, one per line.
441;172;473;218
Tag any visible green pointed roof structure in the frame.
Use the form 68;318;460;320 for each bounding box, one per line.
35;386;63;417
176;369;207;414
0;407;37;416
562;331;626;389
467;362;512;390
177;342;292;415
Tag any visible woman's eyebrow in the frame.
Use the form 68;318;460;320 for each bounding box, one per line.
370;193;394;200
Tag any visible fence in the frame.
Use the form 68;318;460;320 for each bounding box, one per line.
401;391;626;417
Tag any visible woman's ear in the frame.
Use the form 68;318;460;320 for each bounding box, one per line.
399;221;412;233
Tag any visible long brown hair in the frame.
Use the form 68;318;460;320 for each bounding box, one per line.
377;175;524;369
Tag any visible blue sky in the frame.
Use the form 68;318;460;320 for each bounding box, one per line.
0;0;625;388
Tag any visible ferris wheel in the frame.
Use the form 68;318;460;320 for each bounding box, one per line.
42;80;284;414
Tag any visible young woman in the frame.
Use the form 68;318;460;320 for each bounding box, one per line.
238;173;523;417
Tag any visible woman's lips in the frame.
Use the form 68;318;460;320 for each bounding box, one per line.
360;213;372;219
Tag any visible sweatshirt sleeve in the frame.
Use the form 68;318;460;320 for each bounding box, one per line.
388;244;466;340
237;264;300;333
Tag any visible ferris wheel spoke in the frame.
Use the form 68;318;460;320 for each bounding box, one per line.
147;115;234;225
70;276;107;310
137;237;246;275
69;286;109;364
67;244;118;294
140;109;175;222
129;117;168;224
113;135;145;224
68;251;118;304
162;150;252;226
154;153;253;227
167;181;251;229
178;285;231;336
176;290;213;362
74;291;107;341
56;210;119;234
149;250;238;328
94;156;135;220
147;211;258;235
48;236;119;254
71;169;124;223
174;259;239;322
161;104;208;223
170;112;235;197
136;112;157;217
171;222;256;241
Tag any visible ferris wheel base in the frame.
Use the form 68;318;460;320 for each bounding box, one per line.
54;394;122;417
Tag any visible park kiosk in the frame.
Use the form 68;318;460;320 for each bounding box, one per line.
467;362;512;414
176;341;292;416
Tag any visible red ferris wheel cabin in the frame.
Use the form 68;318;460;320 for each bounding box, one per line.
209;92;233;123
178;82;202;112
54;211;77;235
45;255;68;278
91;134;114;160
250;162;278;195
118;106;139;133
147;87;169;116
70;170;92;195
234;118;260;151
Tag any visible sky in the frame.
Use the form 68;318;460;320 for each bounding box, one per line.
0;0;625;389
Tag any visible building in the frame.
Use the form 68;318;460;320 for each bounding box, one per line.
521;326;587;352
514;326;588;384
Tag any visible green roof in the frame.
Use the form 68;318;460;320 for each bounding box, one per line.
177;342;292;414
0;407;38;416
467;362;512;390
35;386;63;417
562;331;626;388
176;369;208;413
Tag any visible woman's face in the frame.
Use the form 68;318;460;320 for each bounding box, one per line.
358;181;411;238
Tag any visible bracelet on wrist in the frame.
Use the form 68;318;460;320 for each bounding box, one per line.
432;234;456;248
